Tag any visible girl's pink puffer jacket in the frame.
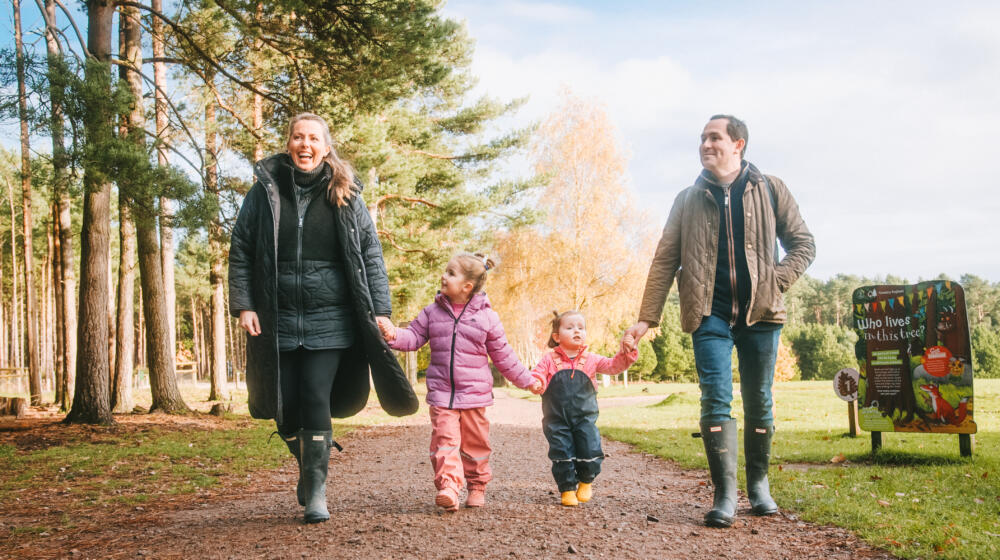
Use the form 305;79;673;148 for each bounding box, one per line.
390;292;534;409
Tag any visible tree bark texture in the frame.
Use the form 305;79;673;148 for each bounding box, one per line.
205;95;230;401
13;0;42;405
66;0;115;425
51;205;66;407
121;2;187;414
137;223;188;413
113;197;136;414
150;0;177;361
46;0;77;408
6;177;20;370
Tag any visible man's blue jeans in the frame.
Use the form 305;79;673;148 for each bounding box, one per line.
691;315;782;425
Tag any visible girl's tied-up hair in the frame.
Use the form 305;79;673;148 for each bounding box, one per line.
453;252;496;294
548;310;584;348
286;112;356;207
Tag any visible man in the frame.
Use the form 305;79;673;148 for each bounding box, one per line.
623;115;815;528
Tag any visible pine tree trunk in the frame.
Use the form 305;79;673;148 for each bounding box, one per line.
252;2;265;163
191;297;201;380
51;206;65;406
107;243;116;384
0;257;6;368
205;94;229;401
13;0;41;405
65;0;115;425
119;3;186;414
46;0;74;412
7;179;20;372
226;314;237;387
112;197;136;414
150;0;177;366
137;223;187;413
43;226;54;392
136;285;144;371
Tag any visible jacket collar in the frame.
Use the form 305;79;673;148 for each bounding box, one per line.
553;344;587;362
695;161;768;201
255;153;366;197
434;291;490;314
697;160;750;188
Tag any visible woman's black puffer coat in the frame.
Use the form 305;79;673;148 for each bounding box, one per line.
228;154;418;420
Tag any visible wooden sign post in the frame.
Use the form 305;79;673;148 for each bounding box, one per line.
833;367;860;437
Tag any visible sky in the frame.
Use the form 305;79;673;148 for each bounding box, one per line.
439;0;1000;282
2;1;999;282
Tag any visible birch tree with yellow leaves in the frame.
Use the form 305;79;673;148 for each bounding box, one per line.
491;91;656;363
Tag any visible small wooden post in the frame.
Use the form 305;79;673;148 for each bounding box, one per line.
871;431;882;454
847;399;859;437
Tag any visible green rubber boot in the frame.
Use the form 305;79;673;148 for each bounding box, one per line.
701;420;738;528
300;430;332;523
281;433;305;506
745;424;778;516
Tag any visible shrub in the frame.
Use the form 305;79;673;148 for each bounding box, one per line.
783;324;856;380
971;325;1000;378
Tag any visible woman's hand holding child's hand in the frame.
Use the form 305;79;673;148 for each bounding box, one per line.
376;316;396;342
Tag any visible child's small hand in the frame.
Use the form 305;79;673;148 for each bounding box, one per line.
376;316;396;342
529;380;544;395
622;333;636;352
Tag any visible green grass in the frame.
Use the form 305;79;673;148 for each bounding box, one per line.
599;379;1000;559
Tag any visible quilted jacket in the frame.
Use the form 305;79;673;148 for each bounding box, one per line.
390;292;535;409
638;162;815;333
228;154;418;420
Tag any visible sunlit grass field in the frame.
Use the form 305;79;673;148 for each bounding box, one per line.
598;379;1000;559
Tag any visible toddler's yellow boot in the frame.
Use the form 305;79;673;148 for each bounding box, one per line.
561;490;579;507
576;482;593;503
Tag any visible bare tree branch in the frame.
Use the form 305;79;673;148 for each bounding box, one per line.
376;230;432;256
374;194;440;211
52;0;91;59
116;0;292;109
109;58;205;171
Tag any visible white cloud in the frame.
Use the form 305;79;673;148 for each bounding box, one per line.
503;1;594;24
453;1;1000;280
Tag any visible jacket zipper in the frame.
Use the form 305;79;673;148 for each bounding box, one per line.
723;187;738;327
447;302;469;409
296;214;304;346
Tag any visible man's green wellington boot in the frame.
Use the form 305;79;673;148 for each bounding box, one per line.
745;424;778;516
701;420;738;528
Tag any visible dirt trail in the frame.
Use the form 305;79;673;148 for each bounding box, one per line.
11;392;895;559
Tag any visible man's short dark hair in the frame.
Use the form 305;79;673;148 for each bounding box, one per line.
709;114;748;158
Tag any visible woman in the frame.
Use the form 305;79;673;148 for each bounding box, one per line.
229;113;418;523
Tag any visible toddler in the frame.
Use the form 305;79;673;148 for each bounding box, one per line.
380;253;543;511
531;311;637;506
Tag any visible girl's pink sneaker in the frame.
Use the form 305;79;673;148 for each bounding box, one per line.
466;488;485;508
435;488;459;511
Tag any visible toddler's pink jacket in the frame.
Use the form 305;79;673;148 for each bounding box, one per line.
530;345;637;392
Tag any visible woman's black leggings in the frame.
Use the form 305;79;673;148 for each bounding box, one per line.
277;348;342;434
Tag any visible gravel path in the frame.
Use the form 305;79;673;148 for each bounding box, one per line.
14;392;896;559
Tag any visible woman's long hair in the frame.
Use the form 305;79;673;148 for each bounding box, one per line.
286;112;355;207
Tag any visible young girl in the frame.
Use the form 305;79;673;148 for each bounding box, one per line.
380;253;543;511
531;311;637;506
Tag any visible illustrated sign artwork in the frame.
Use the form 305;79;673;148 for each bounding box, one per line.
833;368;860;402
852;281;976;434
